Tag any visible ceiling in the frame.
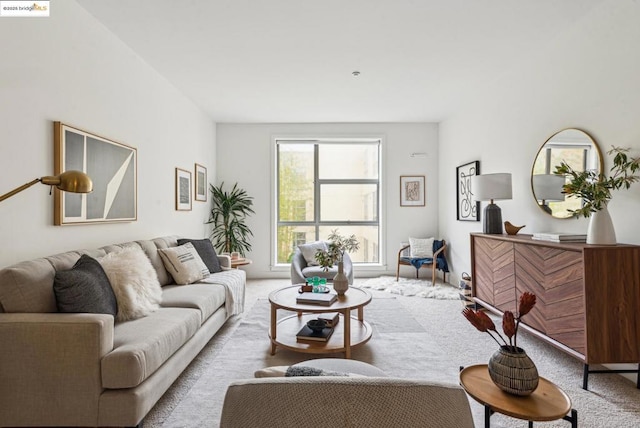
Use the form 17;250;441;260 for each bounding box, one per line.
76;0;605;123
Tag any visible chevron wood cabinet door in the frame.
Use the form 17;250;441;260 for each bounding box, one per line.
470;233;640;366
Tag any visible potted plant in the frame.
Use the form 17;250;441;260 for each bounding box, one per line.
463;292;539;396
315;229;359;295
554;146;640;244
207;182;255;256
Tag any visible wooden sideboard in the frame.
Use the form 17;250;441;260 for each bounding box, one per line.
470;233;640;388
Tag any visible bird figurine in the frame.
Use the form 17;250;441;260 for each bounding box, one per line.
504;221;526;235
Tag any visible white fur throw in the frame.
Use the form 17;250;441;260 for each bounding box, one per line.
99;246;163;322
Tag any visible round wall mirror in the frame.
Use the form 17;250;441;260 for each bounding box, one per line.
531;129;603;219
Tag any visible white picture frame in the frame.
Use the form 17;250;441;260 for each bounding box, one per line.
400;175;425;207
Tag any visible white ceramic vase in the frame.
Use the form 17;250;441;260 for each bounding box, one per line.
587;204;617;245
333;261;349;296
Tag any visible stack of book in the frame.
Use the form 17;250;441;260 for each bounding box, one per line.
296;292;338;306
532;232;587;242
318;312;340;328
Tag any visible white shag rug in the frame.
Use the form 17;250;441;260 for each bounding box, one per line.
359;276;459;299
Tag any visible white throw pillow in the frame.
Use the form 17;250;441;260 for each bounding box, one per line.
158;242;210;285
254;366;290;378
409;237;434;258
99;246;163;322
298;241;327;266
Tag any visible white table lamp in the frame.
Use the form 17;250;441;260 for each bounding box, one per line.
532;174;565;214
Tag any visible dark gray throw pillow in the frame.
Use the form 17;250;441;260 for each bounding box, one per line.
177;238;222;273
53;254;118;316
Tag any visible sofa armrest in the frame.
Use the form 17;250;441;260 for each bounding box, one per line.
290;250;307;284
0;313;114;426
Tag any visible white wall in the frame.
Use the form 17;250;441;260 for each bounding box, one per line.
0;1;216;268
216;123;439;279
439;0;640;281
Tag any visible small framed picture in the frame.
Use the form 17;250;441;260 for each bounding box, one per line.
456;161;480;221
195;163;207;202
175;168;192;211
400;175;425;207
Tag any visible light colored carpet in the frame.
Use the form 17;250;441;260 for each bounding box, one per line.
144;279;640;428
360;275;459;299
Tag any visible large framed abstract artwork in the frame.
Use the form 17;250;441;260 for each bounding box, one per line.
400;175;425;207
456;160;480;221
54;122;137;225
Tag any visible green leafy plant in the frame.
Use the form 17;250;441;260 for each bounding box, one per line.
314;229;360;271
554;146;640;218
206;182;255;255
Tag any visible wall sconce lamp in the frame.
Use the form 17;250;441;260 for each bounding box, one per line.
0;170;93;203
471;173;513;234
532;174;565;214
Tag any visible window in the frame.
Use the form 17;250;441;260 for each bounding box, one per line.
275;139;381;265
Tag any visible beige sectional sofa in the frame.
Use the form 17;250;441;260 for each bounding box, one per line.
0;236;245;427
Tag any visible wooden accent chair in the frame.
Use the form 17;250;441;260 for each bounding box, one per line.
396;239;448;284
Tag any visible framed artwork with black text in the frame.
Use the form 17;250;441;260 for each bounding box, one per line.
195;163;207;202
175;168;192;211
456;160;480;221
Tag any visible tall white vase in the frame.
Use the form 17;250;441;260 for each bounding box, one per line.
587;204;617;245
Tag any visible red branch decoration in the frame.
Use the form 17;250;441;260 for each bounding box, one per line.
462;292;536;352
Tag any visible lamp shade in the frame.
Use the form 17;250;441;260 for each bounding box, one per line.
532;174;565;202
41;170;93;193
471;173;512;201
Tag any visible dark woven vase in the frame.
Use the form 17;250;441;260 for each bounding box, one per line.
488;346;539;396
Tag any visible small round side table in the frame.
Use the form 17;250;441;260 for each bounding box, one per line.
459;364;577;428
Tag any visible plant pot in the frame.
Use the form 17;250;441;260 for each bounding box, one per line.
587;204;617;245
333;261;349;296
488;346;539;396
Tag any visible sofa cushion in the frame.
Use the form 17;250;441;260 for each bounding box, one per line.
101;307;201;389
158;243;210;285
177;238;222;273
53;254;118;316
297;241;327;266
99;246;163;322
138;237;179;286
301;266;336;281
161;283;226;323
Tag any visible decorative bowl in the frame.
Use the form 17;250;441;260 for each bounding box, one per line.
306;319;327;333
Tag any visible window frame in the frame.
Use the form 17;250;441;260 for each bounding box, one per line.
272;137;384;268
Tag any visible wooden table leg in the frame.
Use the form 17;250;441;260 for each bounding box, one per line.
357;305;364;322
344;308;351;359
270;304;277;355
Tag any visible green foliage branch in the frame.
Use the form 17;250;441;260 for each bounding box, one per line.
206;182;255;255
314;229;360;271
554;146;640;218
